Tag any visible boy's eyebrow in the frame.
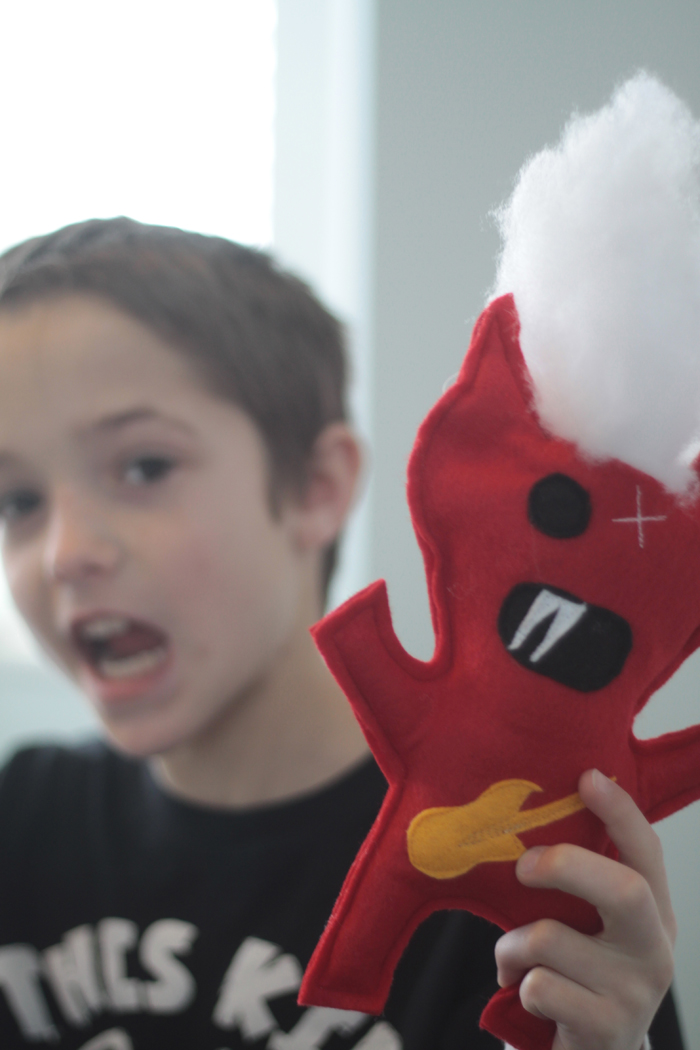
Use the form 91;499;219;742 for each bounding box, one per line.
86;408;196;436
0;411;196;472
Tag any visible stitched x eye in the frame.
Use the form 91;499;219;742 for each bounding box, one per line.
528;473;591;539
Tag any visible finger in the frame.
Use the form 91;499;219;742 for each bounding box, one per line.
518;964;601;1027
515;841;664;954
516;966;641;1050
496;919;617;994
577;769;676;940
498;917;670;1049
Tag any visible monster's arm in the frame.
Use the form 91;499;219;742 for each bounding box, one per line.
633;725;700;823
303;581;450;1014
313;579;437;781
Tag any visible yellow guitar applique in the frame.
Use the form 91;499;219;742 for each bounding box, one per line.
407;778;589;879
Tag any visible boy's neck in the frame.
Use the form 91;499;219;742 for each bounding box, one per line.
149;625;369;809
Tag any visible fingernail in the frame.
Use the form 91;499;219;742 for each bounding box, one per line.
517;845;546;875
592;768;613;794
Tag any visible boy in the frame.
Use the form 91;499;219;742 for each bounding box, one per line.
0;219;680;1049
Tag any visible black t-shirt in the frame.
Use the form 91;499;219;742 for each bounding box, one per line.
0;743;684;1050
0;742;505;1049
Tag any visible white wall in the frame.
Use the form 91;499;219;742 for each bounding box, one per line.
273;0;376;609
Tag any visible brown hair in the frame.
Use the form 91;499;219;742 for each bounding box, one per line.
0;217;348;598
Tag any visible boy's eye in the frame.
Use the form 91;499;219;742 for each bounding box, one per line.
123;456;175;485
0;489;43;523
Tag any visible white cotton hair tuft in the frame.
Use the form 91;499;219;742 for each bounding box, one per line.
491;72;700;495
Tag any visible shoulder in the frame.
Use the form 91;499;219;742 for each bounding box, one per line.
0;737;125;792
0;739;139;841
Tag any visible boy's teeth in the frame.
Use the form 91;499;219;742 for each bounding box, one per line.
81;616;131;640
98;646;167;679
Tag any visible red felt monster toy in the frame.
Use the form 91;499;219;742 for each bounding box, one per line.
300;74;700;1049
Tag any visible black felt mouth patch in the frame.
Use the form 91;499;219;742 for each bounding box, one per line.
498;583;632;692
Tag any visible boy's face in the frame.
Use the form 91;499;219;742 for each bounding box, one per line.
0;294;323;756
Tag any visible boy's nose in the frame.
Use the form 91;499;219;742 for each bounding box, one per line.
42;491;122;584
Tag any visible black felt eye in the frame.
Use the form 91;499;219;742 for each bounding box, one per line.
528;474;591;539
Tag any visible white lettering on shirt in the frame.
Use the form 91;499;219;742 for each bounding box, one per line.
0;943;59;1040
77;1029;133;1050
43;924;104;1027
212;936;302;1039
268;1006;367;1049
139;919;198;1013
354;1021;403;1049
0;926;404;1048
98;920;141;1012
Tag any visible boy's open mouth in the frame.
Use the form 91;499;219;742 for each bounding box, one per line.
73;615;169;680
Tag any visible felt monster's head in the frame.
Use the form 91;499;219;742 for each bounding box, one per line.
407;71;700;788
407;290;700;790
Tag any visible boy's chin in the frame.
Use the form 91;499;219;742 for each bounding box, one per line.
96;707;193;760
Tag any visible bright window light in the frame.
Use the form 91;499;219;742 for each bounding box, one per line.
0;0;276;251
0;0;276;661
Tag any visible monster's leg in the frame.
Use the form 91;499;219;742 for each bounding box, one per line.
300;821;431;1016
481;986;556;1050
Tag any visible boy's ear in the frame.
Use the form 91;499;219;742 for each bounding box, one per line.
289;423;363;550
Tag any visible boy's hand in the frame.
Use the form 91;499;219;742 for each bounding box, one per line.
494;770;676;1050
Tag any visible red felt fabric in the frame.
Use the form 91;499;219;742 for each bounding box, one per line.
299;294;700;1049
